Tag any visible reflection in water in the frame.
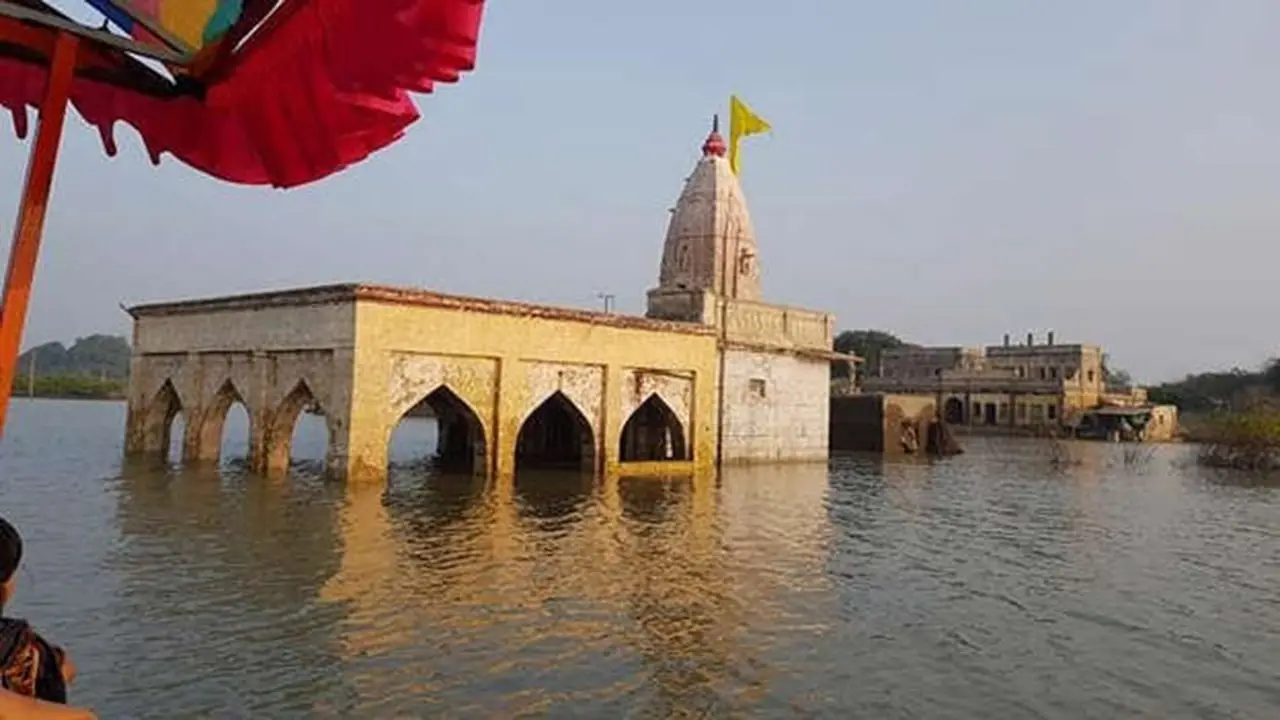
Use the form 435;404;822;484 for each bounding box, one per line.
108;463;350;716
0;401;1277;717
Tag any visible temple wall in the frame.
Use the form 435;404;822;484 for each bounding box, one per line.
352;297;720;481
720;348;829;462
722;299;833;352
132;302;354;353
126;287;721;484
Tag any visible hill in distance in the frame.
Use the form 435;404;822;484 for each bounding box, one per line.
18;334;131;380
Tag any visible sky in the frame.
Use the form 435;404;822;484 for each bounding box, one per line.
3;0;1279;384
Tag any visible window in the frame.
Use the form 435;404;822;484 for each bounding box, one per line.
1017;403;1027;419
1087;370;1095;383
1049;367;1058;379
1031;404;1045;421
1047;404;1058;420
748;378;767;398
999;403;1009;419
1038;367;1047;380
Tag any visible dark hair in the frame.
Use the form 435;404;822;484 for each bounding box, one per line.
0;517;21;585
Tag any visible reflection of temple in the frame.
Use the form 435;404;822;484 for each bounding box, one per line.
316;465;837;715
107;464;351;714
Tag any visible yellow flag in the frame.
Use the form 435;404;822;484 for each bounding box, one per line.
729;95;771;175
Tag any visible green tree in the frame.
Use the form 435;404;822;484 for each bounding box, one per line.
832;329;914;380
1147;367;1265;413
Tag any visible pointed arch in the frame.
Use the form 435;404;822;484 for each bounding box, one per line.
264;379;320;475
143;380;184;461
620;393;688;462
390;384;488;475
943;397;964;425
195;379;251;464
516;391;596;472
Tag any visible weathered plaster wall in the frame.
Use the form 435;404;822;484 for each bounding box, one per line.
126;287;721;484
125;346;343;472
1146;405;1180;442
722;300;832;352
132;302;354;354
352;297;720;482
720;349;829;462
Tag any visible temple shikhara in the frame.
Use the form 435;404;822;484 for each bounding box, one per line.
122;121;846;483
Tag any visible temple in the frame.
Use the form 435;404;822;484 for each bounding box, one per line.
646;119;838;461
122;121;846;483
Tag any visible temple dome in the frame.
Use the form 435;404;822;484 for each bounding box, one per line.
654;119;761;301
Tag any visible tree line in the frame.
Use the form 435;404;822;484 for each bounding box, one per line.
1146;362;1280;414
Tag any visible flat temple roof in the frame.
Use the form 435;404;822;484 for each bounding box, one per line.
126;283;719;337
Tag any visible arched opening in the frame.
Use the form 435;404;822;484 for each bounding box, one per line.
290;397;330;471
265;380;322;475
943;397;964;425
388;385;487;475
515;392;595;472
168;412;186;466
144;380;184;463
196;380;251;466
619;394;688;462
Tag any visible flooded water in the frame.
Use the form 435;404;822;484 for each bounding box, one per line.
0;399;1277;718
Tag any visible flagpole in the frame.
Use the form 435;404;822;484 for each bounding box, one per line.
0;31;79;437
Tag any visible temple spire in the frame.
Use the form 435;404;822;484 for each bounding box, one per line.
651;117;761;302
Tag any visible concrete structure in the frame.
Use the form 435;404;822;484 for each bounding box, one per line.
1075;404;1180;442
123;121;841;482
125;285;720;483
863;331;1151;432
829;394;940;454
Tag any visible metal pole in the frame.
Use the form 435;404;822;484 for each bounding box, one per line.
715;234;730;474
0;32;79;437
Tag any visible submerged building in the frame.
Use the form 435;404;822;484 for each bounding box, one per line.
122;121;845;483
861;331;1177;439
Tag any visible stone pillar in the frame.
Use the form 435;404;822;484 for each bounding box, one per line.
189;403;223;464
123;355;148;456
246;352;271;472
179;352;205;464
692;368;719;477
494;355;524;480
325;346;388;485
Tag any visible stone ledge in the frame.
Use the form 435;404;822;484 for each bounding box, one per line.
126;283;718;337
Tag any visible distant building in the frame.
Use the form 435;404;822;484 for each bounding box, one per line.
861;331;1164;433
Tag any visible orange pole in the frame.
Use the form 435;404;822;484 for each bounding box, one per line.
0;31;78;438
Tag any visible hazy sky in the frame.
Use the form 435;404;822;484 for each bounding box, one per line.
3;0;1278;383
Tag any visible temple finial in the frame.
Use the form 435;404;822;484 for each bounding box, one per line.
702;114;726;157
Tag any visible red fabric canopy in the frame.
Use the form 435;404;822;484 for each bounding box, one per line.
0;0;486;188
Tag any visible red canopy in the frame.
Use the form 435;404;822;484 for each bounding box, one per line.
0;0;486;188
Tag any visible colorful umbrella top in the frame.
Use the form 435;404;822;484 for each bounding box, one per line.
0;0;487;187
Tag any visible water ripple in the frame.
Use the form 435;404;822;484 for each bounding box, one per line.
0;403;1277;716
